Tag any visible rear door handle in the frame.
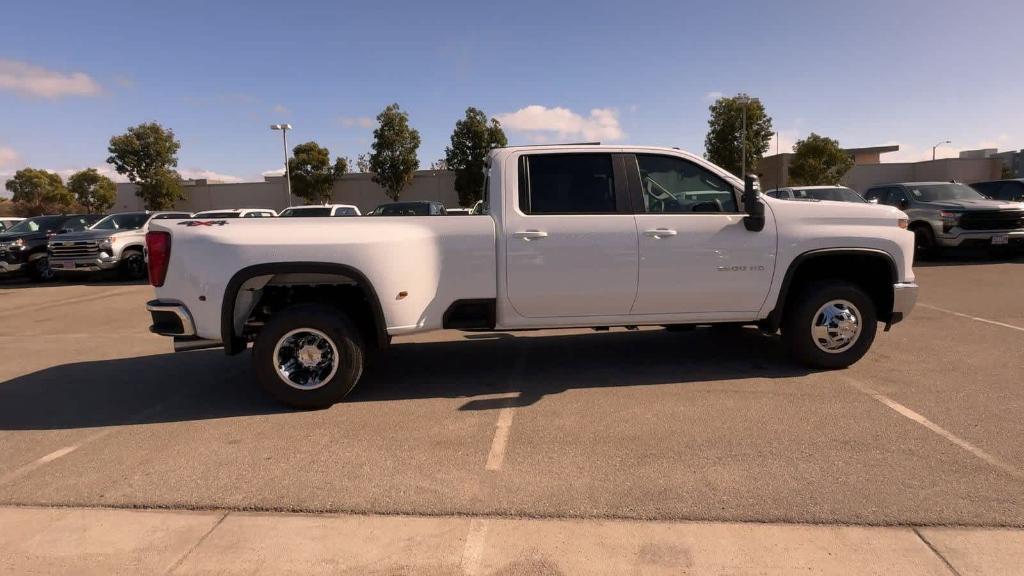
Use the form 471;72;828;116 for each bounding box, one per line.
512;230;548;241
643;228;677;238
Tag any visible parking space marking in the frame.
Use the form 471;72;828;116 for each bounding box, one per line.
918;303;1024;333
460;518;488;575
485;407;515;471
843;376;1022;480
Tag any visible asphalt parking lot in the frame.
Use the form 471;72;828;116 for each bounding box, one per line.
1;255;1023;530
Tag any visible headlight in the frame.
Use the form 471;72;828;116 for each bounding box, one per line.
897;218;908;229
8;238;25;250
939;210;962;233
98;237;114;249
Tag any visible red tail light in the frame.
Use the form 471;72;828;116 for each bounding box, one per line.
145;231;171;287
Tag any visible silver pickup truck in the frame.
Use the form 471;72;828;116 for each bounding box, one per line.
49;211;191;279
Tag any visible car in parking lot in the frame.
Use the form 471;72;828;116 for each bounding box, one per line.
971;179;1024;202
0;214;105;281
367;201;447;215
48;211;192;279
192;208;277;219
864;181;1024;256
766;186;869;203
0;217;24;233
279;204;361;217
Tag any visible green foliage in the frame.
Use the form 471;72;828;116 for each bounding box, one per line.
445;107;507;207
107;122;184;210
4;168;74;216
288;142;348;204
369;103;421;202
704;94;774;177
788;133;854;186
1000;164;1013;179
356;154;371;173
67;168;116;214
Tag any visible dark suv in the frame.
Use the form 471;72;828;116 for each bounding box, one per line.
0;214;104;281
971;179;1024;202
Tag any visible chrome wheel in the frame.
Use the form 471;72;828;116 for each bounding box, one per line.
810;299;862;354
272;328;340;390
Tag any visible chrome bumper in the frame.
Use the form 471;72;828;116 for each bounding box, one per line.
890;282;919;326
50;257;119;272
0;261;22;274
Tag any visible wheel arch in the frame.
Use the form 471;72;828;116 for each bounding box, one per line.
220;262;388;356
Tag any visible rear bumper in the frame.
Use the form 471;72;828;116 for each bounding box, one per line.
889;282;919;326
146;300;197;337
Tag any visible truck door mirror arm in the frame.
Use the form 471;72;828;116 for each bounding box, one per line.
742;175;765;232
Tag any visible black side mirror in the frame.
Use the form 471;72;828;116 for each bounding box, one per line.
898;198;910;210
743;175;765;232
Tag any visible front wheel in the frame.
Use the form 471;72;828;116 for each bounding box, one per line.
119;250;147;280
782;280;877;369
912;224;939;260
29;256;55;282
253;304;365;409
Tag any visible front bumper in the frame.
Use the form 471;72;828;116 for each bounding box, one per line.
49;257;120;273
0;260;23;274
937;229;1024;248
889;282;919;326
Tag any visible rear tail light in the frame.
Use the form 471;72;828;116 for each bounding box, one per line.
145;231;171;287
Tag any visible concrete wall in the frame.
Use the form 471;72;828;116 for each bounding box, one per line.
841;158;1002;193
114;170;460;214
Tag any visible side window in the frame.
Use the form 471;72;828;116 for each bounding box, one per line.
519;154;617;214
64;217;87;231
635;154;738;213
865;188;884;202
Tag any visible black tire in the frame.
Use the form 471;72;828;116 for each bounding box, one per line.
119;249;147;280
253;303;364;409
782;280;877;369
911;224;938;260
28;256;55;282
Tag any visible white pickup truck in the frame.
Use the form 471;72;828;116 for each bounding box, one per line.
146;145;918;408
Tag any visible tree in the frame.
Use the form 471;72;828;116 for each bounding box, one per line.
288;142;348;204
788;133;854;186
1000;164;1014;179
356;154;371;173
444;107;507;207
704;94;774;177
369;103;421;201
4;168;74;216
430;159;449;170
67;168;116;213
107;122;184;210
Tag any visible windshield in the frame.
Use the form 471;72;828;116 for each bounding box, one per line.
794;187;867;203
281;207;332;217
909;183;985;202
3;215;66;235
92;213;150;230
376;203;430;216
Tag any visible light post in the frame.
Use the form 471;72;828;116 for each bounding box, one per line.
271;124;293;207
932;140;951;161
736;93;757;177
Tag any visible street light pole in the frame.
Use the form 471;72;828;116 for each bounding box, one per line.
736;93;754;177
932;139;951;161
271;124;293;207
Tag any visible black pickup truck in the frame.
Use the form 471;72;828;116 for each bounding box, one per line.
0;214;104;281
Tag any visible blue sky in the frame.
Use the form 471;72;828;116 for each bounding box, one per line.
1;0;1022;192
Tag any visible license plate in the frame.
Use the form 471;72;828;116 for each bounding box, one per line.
992;235;1009;245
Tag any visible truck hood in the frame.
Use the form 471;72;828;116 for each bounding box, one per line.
49;229;128;242
764;195;907;223
921;199;1022;211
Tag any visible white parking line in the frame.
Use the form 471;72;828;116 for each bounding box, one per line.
460;518;488;576
843;376;1022;480
485;407;515;471
918;303;1024;333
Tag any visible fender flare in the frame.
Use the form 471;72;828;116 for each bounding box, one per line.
220;262;388;355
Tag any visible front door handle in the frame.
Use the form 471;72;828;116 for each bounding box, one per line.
643;228;678;238
512;230;548;241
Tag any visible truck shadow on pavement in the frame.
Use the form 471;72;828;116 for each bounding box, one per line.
0;328;811;430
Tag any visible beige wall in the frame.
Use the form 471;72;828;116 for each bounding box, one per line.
841;158;1002;194
114;170;460;214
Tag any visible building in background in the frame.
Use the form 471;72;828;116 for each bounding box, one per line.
758;145;1003;193
112;170;459;214
959;148;1023;178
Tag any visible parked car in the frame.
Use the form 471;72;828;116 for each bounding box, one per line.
766;186;869;203
192;208;277;218
0;214;104;281
446;208;472;215
971;179;1024;202
279;205;361;217
368;201;446;216
0;217;24;233
865;181;1024;256
147;144;917;408
48;211;191;280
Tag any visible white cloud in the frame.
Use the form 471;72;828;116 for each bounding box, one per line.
703;91;724;103
0;59;102;99
495;105;625;143
178;169;244;183
338;116;375;129
261;168;285;177
0;146;18;168
272;104;291;115
767;130;800;155
49;165;129;183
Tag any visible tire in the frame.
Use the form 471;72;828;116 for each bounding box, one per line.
782;280;877;369
253;303;365;409
28;256;55;282
911;224;938;260
119;249;147;280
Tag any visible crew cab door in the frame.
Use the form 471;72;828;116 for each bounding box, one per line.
628;153;776;315
503;152;638;317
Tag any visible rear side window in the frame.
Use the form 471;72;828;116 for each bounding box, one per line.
519;154;617;214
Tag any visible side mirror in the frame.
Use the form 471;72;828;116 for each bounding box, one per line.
743;175;765;232
898;198;910;210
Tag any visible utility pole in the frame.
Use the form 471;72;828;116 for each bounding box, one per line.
271;124;293;207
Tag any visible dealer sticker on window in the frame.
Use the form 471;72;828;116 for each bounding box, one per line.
992;235;1009;245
